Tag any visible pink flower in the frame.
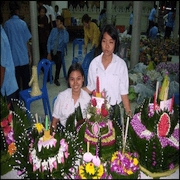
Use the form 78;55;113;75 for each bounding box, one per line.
7;113;13;123
1;119;8;127
101;104;108;117
65;151;69;158
4;126;11;135
91;98;97;107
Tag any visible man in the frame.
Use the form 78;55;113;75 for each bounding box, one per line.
0;10;18;108
148;22;159;40
47;15;69;86
146;5;157;36
4;1;32;96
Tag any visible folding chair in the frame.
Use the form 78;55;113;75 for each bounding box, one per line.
82;48;95;85
19;59;52;121
72;38;84;64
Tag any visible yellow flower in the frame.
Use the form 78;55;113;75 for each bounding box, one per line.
92;176;99;179
97;164;104;177
8;142;16;156
127;169;133;175
133;158;139;165
79;165;85;176
111;151;118;162
34;123;44;133
85;162;95;175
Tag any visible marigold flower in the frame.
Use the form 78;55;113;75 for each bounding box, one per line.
97;164;104;177
8;142;16;156
34;123;44;133
85;162;95;175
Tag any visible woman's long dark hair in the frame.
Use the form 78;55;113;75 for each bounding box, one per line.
100;24;120;53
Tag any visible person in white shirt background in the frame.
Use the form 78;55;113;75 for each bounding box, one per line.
55;5;61;18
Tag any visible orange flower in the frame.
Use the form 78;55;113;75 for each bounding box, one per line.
8;142;16;156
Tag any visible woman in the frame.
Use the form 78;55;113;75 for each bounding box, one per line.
83;24;132;123
51;63;91;130
37;5;49;59
81;14;101;57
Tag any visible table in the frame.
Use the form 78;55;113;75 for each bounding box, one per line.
1;168;179;179
66;25;84;41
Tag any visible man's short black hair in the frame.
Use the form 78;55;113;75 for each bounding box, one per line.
56;15;64;24
9;1;20;11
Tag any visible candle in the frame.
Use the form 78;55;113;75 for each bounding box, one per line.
35;113;38;123
45;115;49;130
170;95;174;112
96;76;100;93
39;116;42;123
87;141;89;152
120;105;125;146
123;116;129;154
155;81;159;101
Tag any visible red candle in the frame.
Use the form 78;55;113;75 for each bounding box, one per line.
170;95;174;112
96;76;100;93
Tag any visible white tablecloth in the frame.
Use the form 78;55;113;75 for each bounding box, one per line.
1;168;179;179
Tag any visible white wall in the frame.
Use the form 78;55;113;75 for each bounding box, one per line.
51;1;155;32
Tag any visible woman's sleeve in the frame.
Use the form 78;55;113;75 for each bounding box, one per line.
83;27;89;47
92;24;100;48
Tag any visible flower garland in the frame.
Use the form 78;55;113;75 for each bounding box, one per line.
1;112;16;156
108;151;140;179
75;151;107;179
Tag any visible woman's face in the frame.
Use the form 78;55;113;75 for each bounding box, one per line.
39;9;46;17
101;32;115;56
69;70;84;93
83;21;90;29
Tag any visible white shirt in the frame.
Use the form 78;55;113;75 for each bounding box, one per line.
52;88;91;127
87;53;129;105
43;5;55;23
49;5;56;21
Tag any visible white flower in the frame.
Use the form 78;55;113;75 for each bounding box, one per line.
106;103;111;109
87;113;91;119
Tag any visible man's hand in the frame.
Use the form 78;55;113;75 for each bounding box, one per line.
47;53;52;61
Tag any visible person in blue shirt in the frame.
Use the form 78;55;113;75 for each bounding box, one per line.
47;15;69;86
98;9;107;32
146;5;157;36
0;11;18;109
127;11;133;35
4;1;32;97
164;8;175;39
148;22;159;40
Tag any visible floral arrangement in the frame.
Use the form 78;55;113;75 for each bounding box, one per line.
1;98;82;179
128;62;179;104
107;151;140;179
0;95;16;175
86;89;112;123
75;148;107;179
128;76;179;178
